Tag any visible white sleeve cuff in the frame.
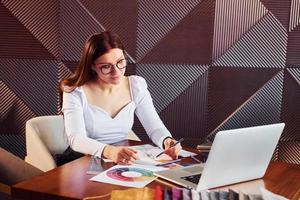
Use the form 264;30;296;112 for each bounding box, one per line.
148;128;172;149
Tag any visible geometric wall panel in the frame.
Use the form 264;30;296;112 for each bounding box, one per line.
289;0;300;32
286;24;300;67
124;62;137;77
0;3;54;60
1;0;300;164
137;0;201;61
2;0;59;59
0;59;58;116
80;0;137;59
57;62;73;112
60;0;104;61
278;141;300;164
287;67;300;82
214;12;287;68
213;0;267;62
261;0;291;30
281;68;300;141
58;62;72;83
271;144;280;162
160;71;209;146
0;81;35;158
142;0;215;64
137;64;209;112
207;70;284;142
62;61;80;74
0;134;26;159
0;81;35;135
207;67;280;134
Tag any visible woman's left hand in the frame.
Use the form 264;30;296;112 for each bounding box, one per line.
163;138;182;159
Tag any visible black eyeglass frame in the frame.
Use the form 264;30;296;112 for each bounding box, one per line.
94;58;127;75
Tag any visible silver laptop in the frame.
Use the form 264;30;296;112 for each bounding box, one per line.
154;123;285;191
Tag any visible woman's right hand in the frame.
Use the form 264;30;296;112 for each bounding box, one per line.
102;145;139;165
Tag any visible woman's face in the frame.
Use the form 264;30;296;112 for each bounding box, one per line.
93;48;126;85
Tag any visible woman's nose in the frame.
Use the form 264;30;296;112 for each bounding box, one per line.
110;65;120;74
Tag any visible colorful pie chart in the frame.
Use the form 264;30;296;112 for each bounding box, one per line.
106;167;154;182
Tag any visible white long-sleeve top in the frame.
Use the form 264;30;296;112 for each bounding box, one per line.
62;75;172;158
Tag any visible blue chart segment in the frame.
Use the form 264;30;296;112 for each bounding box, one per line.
106;167;154;182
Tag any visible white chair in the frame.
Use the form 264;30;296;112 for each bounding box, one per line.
25;115;141;172
25;115;68;172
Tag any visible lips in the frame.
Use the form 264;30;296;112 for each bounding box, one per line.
111;76;120;78
111;76;121;80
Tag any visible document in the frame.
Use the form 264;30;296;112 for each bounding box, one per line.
131;144;197;160
101;144;197;166
90;164;165;188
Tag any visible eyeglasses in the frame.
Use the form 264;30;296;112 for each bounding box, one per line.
95;58;127;75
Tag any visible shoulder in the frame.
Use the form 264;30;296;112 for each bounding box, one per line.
62;86;84;101
128;75;150;103
128;75;148;90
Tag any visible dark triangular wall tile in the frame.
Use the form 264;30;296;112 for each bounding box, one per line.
278;141;300;164
287;25;300;67
142;0;215;64
207;70;284;141
207;67;280;133
261;0;291;30
136;0;201;61
80;0;137;59
160;71;209;146
213;12;287;68
60;0;104;61
212;0;267;61
2;0;59;59
0;59;58;116
137;64;208;112
281;68;300;141
0;3;55;59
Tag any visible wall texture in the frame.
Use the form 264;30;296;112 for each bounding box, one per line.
0;0;299;164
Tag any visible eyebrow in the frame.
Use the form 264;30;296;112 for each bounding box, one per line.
96;55;125;65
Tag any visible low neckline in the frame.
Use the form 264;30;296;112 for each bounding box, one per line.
88;101;134;119
81;76;134;119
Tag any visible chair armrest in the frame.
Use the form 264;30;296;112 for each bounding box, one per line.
25;121;57;172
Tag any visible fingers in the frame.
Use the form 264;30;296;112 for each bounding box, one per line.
165;143;182;159
164;139;174;149
165;148;177;159
116;147;139;165
118;158;128;165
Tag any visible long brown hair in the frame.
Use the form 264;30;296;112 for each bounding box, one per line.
59;31;124;93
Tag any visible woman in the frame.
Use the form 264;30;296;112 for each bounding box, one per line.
60;31;181;165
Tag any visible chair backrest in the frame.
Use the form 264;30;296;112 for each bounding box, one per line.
26;115;68;155
26;115;140;154
26;115;140;171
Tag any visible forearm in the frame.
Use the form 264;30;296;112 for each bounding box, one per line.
135;104;172;149
68;135;106;158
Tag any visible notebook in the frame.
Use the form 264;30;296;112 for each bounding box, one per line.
154;123;285;191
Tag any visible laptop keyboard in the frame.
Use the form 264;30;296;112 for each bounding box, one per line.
181;174;201;184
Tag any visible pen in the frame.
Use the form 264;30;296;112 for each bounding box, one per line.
156;138;184;158
190;155;201;163
155;158;183;166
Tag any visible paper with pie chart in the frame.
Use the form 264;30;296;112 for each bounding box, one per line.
90;164;164;188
